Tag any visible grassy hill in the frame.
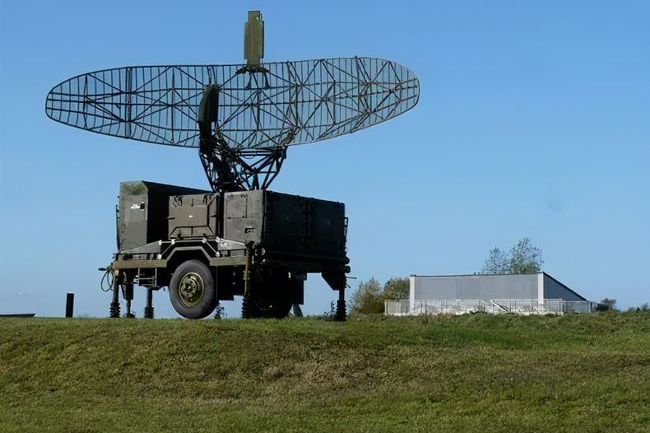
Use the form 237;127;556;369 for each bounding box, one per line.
1;313;649;433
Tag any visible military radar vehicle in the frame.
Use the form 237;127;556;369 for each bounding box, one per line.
45;11;419;319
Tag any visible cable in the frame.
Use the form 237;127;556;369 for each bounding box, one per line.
99;265;113;292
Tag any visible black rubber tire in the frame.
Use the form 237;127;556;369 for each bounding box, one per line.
169;260;216;319
269;287;292;318
245;293;291;319
242;269;292;319
257;271;292;319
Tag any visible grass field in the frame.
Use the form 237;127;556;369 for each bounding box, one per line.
1;313;649;433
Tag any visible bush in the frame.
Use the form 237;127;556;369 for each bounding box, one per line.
350;278;384;314
595;298;617;312
350;277;410;314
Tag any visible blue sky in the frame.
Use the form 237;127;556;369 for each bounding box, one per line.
0;0;648;317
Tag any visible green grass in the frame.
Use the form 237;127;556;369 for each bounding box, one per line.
1;313;649;433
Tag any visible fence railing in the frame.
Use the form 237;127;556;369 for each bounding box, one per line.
384;299;595;316
384;300;410;316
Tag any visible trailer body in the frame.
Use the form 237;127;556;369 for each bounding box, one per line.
111;181;349;319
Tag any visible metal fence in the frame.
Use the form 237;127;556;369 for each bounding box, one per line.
384;299;595;316
384;300;411;316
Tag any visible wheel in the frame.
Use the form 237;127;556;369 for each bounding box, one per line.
260;286;292;319
245;290;291;318
241;268;292;319
169;260;216;319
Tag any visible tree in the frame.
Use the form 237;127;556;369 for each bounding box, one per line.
382;277;409;301
350;277;410;315
596;298;617;312
627;303;649;312
481;237;543;274
481;247;510;274
350;278;384;314
509;237;543;274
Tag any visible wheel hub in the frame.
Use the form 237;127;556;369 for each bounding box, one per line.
178;272;204;306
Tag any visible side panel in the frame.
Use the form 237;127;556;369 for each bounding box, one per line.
117;181;209;252
265;192;346;257
413;274;538;301
310;198;346;256
118;182;149;251
145;184;177;246
168;194;219;239
223;190;347;262
264;192;308;252
543;274;586;301
223;191;264;244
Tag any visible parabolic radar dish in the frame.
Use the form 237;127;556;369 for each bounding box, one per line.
45;57;420;151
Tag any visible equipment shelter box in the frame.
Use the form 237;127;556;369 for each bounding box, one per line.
119;181;346;261
167;189;347;259
222;191;346;258
118;181;208;251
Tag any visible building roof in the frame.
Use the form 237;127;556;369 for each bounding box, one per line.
542;272;587;301
410;272;540;278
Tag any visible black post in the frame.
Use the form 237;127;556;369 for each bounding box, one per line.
65;292;74;318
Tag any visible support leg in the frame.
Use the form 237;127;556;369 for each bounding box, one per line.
321;270;347;322
124;283;134;318
109;271;120;318
144;288;154;319
335;288;346;322
292;303;303;317
242;292;255;319
241;245;256;319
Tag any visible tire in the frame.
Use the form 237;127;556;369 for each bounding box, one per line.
257;270;292;319
257;288;291;319
267;286;292;318
242;268;292;319
245;291;291;319
169;260;216;319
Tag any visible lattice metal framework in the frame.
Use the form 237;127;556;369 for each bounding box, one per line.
46;57;420;191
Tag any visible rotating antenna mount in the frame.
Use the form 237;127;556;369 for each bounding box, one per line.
197;83;287;193
197;11;285;193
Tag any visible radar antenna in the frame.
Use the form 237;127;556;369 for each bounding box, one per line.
196;13;286;192
45;10;419;192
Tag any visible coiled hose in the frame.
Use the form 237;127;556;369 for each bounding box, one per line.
99;265;114;292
